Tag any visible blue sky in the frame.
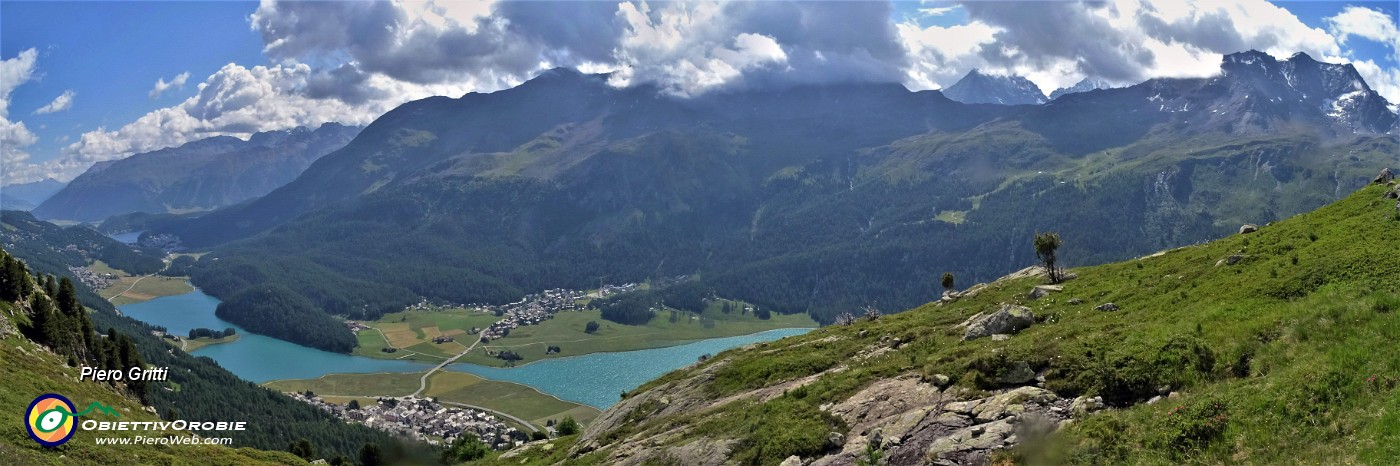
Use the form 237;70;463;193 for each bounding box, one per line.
2;2;265;165
2;1;1398;185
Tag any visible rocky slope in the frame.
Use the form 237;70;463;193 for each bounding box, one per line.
490;177;1400;465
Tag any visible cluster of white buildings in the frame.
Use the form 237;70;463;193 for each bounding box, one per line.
477;288;591;342
289;393;526;450
69;265;115;290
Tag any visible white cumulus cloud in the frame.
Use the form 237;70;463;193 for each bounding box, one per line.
610;2;790;96
149;71;191;99
1326;6;1400;47
33;90;74;115
7;0;1398;184
1;49;41;184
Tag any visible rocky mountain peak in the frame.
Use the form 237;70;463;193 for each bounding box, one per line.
1213;50;1395;133
943;69;1048;105
1049;77;1117;100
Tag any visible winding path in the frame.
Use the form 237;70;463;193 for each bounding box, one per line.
410;333;484;397
107;274;153;302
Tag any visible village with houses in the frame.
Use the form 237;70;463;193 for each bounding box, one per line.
67;264;115;290
288;392;528;450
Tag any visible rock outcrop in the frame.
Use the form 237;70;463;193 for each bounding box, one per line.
1027;285;1063;300
1375;167;1393;184
960;305;1036;341
810;377;1072;466
1239;224;1258;234
1215;254;1247;266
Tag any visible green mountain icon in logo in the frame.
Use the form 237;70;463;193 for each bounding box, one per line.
60;401;121;418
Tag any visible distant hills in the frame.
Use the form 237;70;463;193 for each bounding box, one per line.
144;50;1396;351
0;178;65;210
32;123;361;223
941;69;1047;105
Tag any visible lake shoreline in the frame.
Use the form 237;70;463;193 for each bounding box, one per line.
119;288;812;410
452;326;815;370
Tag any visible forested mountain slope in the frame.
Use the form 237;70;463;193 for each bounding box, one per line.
0;249;307;465
152;51;1397;352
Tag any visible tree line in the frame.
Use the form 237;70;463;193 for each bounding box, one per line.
3;250;151;401
188;327;236;339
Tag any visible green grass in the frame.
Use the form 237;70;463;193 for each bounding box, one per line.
469;306;814;366
352;304;817;366
264;372;420;398
262;371;600;431
0;326;305;465
91;260;192;305
350;309;499;361
935;210;968;224
585;184;1400;465
182;334;238;352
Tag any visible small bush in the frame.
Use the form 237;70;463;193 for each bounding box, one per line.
1046;336;1216;405
1149;397;1230;459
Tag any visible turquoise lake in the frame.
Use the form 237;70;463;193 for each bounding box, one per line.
118;289;811;409
449;328;811;409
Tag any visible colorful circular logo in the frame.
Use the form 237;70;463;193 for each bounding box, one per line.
26;394;77;447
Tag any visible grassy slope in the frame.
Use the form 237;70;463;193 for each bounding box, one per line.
0;310;303;465
263;371;601;430
532;183;1400;465
352;306;816;366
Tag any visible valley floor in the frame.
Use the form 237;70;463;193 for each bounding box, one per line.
90;260;191;305
350;305;817;367
263;371;600;432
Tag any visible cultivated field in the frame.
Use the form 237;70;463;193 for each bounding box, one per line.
91;260;192;305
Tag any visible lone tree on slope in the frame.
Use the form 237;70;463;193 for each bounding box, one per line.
940;272;955;292
1034;232;1064;284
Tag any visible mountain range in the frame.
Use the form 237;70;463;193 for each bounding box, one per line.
941;69;1048;105
32;123;361;223
137;50;1397;352
0;178;65;211
1049;77;1117;100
